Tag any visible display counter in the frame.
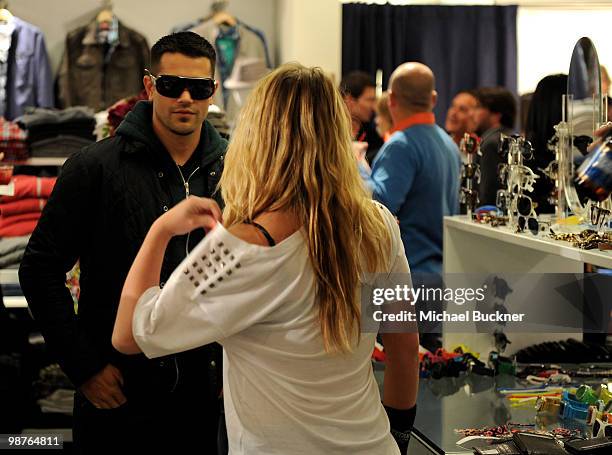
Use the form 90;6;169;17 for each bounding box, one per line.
442;215;612;362
409;372;593;455
444;215;612;274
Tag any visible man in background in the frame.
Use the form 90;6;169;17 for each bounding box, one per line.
341;70;383;163
445;89;478;154
359;62;460;351
473;87;517;206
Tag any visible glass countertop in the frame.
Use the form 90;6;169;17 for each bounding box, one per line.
374;365;601;454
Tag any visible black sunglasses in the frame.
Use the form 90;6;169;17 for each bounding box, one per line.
146;70;215;100
516;194;535;217
517;215;539;235
517;215;551;236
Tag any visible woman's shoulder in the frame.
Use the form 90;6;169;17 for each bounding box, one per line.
370;200;396;227
368;200;403;267
227;224;271;247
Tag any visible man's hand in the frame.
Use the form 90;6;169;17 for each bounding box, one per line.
79;364;126;409
352;141;368;162
595;122;612;138
156;196;223;238
587;122;612;154
352;141;371;174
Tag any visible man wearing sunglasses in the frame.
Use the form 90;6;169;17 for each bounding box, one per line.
19;32;227;453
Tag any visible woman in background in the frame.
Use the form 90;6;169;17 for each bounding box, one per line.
525;74;568;213
112;63;419;454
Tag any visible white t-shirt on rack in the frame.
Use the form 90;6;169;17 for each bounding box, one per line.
132;202;411;455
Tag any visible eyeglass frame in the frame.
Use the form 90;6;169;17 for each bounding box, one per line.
145;69;217;100
592;417;612;439
590;205;611;230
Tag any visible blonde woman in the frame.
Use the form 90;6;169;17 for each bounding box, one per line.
112;63;419;454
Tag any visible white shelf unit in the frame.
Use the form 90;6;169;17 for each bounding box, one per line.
443;215;612;357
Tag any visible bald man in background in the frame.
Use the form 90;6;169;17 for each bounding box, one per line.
359;62;460;350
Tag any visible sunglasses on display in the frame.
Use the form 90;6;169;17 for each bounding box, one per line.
590;205;611;230
514;194;538;219
146;70;216;100
517;215;539;235
499;134;534;161
460;188;479;207
516;216;551;236
592;418;612;439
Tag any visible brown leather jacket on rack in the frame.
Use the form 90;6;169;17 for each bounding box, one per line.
57;20;149;111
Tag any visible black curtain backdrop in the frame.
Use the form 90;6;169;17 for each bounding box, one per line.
342;4;517;126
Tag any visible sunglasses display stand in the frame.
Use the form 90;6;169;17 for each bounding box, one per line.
497;134;540;233
459;132;481;220
552;37;612;234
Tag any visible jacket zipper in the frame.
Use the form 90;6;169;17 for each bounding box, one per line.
169;163;200;393
175;163;200;256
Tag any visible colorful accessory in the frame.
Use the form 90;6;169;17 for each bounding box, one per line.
560;391;590;421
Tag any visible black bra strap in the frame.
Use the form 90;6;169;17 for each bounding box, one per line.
245;221;276;246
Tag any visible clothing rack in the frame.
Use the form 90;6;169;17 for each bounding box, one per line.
211;1;229;14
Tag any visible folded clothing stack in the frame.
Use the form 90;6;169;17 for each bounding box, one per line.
16;107;96;158
107;90;149;136
0;117;28;161
0;235;30;268
0;175;55;237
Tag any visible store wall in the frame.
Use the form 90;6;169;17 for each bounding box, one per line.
517;7;612;94
9;0;277;74
277;0;342;80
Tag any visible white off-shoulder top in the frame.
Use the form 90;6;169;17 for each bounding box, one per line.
133;202;410;454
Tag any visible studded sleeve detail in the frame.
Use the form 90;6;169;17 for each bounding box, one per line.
182;240;244;299
132;222;302;359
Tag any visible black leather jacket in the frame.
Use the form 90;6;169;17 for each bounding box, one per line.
19;102;227;402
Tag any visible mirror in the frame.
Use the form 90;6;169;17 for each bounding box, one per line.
556;37;607;221
568;37;603;140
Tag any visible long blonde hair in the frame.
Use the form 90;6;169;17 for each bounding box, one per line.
220;63;390;353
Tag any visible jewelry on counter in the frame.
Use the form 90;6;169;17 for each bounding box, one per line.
549;229;612;250
536;396;561;415
454;425;580;439
474;210;509;227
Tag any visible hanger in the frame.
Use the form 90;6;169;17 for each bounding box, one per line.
210;0;236;27
0;1;13;24
96;0;114;27
213;11;236;27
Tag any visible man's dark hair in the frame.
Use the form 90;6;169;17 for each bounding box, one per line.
340;71;375;99
475;87;517;129
150;32;216;75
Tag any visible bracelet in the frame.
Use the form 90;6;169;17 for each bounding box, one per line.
560;391;590;421
390;428;412;444
536;397;561;415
